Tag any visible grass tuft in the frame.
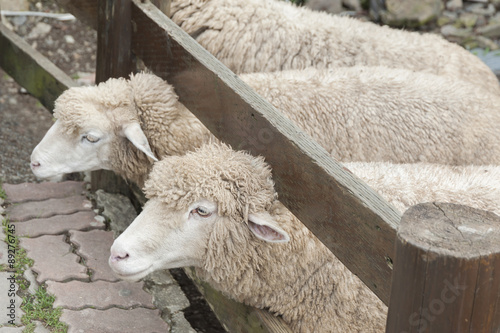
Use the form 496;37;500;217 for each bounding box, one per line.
0;180;7;200
21;286;67;333
1;213;67;332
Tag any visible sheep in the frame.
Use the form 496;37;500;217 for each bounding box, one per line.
170;0;500;96
30;68;500;186
108;143;500;332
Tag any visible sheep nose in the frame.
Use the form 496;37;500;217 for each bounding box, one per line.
110;250;130;263
31;161;41;169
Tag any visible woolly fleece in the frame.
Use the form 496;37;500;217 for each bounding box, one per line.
52;69;500;187
171;0;500;96
144;143;386;332
53;73;211;186
143;143;500;332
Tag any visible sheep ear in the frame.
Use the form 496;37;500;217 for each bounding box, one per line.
122;123;158;161
248;212;290;243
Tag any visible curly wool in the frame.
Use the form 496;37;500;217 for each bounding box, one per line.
144;143;387;332
171;0;500;96
53;76;137;136
345;162;500;216
143;143;500;332
145;142;277;218
52;68;500;187
242;67;500;165
53;72;211;186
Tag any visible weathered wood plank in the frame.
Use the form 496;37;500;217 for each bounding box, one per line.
56;0;99;30
129;0;400;304
91;0;134;195
95;0;132;83
386;203;500;332
0;23;77;111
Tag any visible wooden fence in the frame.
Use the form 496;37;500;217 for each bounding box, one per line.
1;0;499;331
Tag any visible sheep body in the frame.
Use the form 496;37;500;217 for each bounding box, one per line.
32;69;500;186
171;0;500;95
243;67;500;164
345;162;500;216
109;143;500;332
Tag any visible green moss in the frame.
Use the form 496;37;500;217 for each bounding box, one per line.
21;287;67;333
0;181;7;200
2;218;67;332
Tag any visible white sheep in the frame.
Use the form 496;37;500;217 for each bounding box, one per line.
108;143;500;332
170;0;500;95
31;69;500;186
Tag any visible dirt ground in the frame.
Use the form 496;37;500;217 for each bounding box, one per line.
0;0;96;184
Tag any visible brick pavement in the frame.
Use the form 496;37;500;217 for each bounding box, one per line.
0;181;195;333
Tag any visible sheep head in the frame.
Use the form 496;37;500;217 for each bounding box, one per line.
30;76;158;181
109;143;290;281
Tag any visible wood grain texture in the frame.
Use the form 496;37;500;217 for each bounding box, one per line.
96;0;133;82
386;203;500;333
0;24;77;111
91;0;134;195
56;0;99;29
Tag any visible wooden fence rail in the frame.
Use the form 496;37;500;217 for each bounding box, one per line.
0;24;77;111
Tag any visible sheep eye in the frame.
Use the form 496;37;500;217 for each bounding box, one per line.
192;207;212;217
83;134;100;143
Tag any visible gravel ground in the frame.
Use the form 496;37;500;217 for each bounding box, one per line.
0;71;53;183
1;0;96;184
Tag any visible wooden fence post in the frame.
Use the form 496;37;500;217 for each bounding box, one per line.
91;0;134;196
386;202;500;332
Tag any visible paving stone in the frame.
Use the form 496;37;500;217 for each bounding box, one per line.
13;211;105;237
46;280;155;310
60;307;170;333
0;326;24;332
34;321;51;333
3;182;85;203
0;228;9;267
145;270;176;287
24;268;39;295
0;272;24;326
7;196;93;222
69;230;118;282
150;284;190;314
20;235;88;283
170;312;197;333
95;190;137;237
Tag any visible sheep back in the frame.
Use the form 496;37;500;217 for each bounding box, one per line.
242;67;500;165
171;0;500;95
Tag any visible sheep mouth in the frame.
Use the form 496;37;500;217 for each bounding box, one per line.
110;265;153;281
